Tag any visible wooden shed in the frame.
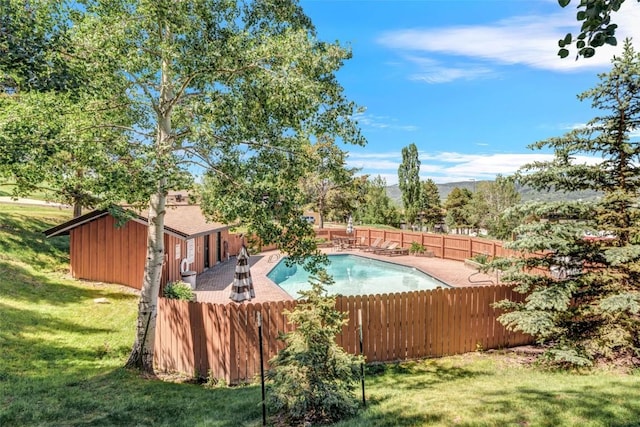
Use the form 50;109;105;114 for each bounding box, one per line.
44;203;238;290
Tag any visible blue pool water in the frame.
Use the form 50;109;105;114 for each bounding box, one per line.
267;254;449;297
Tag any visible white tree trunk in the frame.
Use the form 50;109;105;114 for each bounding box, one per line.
126;44;173;372
125;186;167;371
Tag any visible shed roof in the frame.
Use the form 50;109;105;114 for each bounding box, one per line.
43;204;228;239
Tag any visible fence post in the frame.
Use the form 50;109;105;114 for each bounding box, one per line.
227;304;238;385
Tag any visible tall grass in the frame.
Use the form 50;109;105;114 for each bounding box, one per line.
1;203;639;426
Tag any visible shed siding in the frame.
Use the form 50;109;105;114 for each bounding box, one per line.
162;234;186;285
68;213;229;291
70;215;147;289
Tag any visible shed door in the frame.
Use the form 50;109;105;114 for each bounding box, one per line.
204;235;210;269
216;232;222;263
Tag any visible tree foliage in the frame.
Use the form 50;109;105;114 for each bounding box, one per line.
325;175;368;224
557;0;639;59
0;0;82;93
300;136;360;228
0;0;137;216
397;143;421;227
470;175;521;239
267;271;362;425
356;175;400;226
7;0;365;372
419;178;442;231
444;187;473;234
496;41;640;366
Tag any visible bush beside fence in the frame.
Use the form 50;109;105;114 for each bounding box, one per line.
154;285;531;384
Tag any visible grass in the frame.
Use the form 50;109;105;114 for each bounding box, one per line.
1;203;640;426
338;356;640;427
0;183;55;201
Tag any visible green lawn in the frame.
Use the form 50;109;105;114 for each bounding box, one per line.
0;183;54;200
1;203;639;427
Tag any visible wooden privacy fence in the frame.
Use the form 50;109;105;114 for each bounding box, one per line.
315;228;519;262
155;285;531;384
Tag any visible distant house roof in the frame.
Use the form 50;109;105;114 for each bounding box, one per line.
43;204;228;239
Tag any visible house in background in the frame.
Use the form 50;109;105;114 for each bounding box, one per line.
44;197;239;290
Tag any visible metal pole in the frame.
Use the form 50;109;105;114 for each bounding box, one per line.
257;312;266;426
358;308;366;406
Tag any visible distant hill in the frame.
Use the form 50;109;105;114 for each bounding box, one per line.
386;181;601;206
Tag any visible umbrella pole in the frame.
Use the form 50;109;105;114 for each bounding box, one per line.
257;312;267;426
358;308;366;407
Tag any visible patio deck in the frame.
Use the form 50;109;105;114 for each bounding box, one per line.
195;247;499;304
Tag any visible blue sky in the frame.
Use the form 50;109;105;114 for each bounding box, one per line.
299;0;640;184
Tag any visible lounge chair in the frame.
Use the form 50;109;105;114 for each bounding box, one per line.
373;241;398;254
360;237;383;252
383;245;410;256
353;235;367;249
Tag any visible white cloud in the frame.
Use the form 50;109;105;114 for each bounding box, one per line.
402;55;495;83
350;151;602;185
353;112;418;132
377;1;640;75
354;172;399;186
346;151;399;160
347;158;400;171
564;122;588;130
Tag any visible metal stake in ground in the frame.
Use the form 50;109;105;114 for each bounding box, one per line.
257;311;266;426
358;308;366;406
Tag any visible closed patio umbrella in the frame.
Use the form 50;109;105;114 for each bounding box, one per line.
346;215;353;234
229;245;255;302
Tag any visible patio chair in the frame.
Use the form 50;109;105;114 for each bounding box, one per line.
353;235;367;249
360;237;383;252
373;241;398;254
382;245;410;257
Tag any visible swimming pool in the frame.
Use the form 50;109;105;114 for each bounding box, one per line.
267;254;449;297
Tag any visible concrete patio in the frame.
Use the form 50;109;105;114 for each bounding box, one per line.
194;247;500;304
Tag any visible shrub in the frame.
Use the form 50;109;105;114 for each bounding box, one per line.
163;281;194;300
472;253;490;265
409;241;425;254
267;270;362;425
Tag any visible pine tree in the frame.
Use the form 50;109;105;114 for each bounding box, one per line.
420;178;442;231
267;271;362;425
495;40;640;367
444;187;473;234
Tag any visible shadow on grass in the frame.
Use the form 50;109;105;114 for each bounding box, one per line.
338;397;445;427
328;360;488;426
0;261;138;305
0;302;125;377
1;367;265;427
366;359;488;391
474;384;640;427
0;211;70;270
337;360;640;427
